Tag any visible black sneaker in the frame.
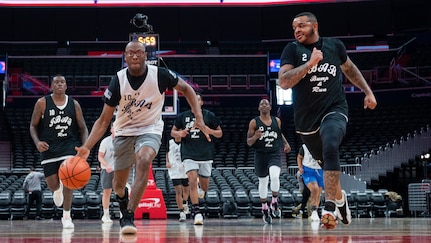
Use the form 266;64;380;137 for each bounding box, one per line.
262;209;272;224
120;209;137;234
116;187;129;212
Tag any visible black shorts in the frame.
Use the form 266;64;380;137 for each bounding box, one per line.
42;160;63;177
254;151;281;177
172;178;189;187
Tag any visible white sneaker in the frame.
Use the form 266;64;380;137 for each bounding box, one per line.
179;211;187;222
102;214;113;223
53;182;64;207
194;213;204;225
62;217;75;229
310;210;320;222
183;204;190;214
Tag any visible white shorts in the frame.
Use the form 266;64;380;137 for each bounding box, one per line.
183;159;213;178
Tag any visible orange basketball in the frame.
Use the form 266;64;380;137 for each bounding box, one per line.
58;156;91;190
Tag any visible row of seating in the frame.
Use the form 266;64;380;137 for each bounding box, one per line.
0;170;400;220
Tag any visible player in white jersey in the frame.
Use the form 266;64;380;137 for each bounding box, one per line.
166;137;190;222
76;41;209;235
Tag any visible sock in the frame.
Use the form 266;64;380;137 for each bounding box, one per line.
335;194;345;207
311;205;317;211
63;210;71;219
193;204;200;214
183;200;187;205
103;209;110;216
271;196;278;204
261;202;268;210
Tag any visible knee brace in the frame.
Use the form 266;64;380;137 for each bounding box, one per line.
269;166;280;192
258;176;269;199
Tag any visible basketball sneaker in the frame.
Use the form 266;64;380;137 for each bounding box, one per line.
179;211;187;222
62;217;74;229
336;190;352;225
116;187;129;213
321;201;338;230
262;209;272;224
294;210;303;219
270;202;281;218
120;209;137;234
53;182;63;207
310;210;320;222
102;214;113;223
194;213;204;225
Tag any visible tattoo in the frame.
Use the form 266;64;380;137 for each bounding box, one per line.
324;170;340;201
279;63;310;88
342;59;371;93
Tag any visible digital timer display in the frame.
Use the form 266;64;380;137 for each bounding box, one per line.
137;36;157;47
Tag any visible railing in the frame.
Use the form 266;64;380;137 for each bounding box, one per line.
356;124;431;184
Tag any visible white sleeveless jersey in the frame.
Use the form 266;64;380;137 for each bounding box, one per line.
114;65;164;136
302;144;321;169
167;139;187;179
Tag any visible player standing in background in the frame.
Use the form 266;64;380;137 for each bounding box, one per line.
98;124;115;224
166;137;190;222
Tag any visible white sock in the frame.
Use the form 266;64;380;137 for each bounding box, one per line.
335;194;345;207
63;210;71;219
103;209;110;217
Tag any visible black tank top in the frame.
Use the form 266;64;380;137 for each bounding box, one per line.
252;116;282;153
39;95;80;161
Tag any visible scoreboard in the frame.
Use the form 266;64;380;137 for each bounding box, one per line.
129;33;159;66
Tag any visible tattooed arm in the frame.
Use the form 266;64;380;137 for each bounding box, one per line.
278;47;323;89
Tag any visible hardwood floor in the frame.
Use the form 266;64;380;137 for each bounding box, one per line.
0;217;430;242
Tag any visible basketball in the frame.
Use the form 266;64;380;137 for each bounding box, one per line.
58;156;91;190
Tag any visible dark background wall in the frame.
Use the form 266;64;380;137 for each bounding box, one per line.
0;0;429;43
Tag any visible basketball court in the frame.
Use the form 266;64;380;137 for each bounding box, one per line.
1;216;431;242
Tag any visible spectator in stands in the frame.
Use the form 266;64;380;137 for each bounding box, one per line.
23;166;45;220
29;74;89;229
98;124;115;224
278;12;377;229
75;40;207;235
166;136;190;222
246;98;291;224
297;144;324;222
292;171;311;219
171;92;222;225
